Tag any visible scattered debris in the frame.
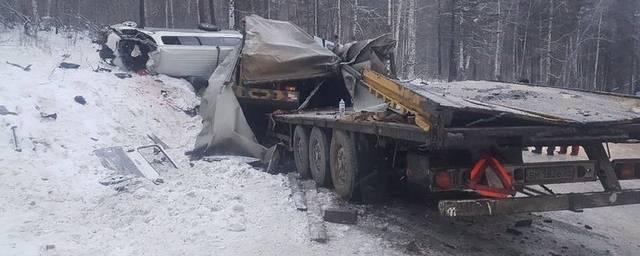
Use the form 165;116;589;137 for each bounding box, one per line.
147;134;170;149
287;173;307;211
74;96;87;105
95;147;142;175
11;125;21;152
114;73;132;79
6;61;31;71
0;105;17;115
406;241;422;253
93;67;112;73
137;145;178;170
40;112;58;120
514;219;533;228
202;156;229;162
323;208;358;225
584;224;593;230
95;146;166;185
99;175;133;186
443;242;457;249
506;228;523;236
59;62;80;69
183;105;199;117
302;180;327;243
128;148;164;184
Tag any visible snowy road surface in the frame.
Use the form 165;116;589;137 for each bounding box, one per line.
1;30;639;256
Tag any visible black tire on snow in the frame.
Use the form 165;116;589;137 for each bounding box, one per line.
330;130;359;200
293;126;311;178
309;128;332;187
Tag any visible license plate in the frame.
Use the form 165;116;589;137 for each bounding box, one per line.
525;166;575;183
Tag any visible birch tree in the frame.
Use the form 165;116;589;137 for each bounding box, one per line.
406;0;417;79
494;0;503;80
228;0;235;29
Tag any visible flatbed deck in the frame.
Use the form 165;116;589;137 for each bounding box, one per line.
403;80;640;126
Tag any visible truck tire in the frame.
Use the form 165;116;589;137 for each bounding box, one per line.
309;128;332;187
293;126;311;178
330;130;359;200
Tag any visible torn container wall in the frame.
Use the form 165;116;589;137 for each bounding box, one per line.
240;15;341;84
192;47;268;159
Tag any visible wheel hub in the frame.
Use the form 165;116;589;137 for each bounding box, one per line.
312;141;322;171
336;147;347;184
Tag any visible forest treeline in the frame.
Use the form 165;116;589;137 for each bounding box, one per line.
2;0;639;94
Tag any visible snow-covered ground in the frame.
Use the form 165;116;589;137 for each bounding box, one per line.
2;29;640;256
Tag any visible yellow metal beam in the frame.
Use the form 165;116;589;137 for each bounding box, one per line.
361;69;432;132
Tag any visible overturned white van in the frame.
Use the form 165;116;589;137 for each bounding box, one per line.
100;23;242;80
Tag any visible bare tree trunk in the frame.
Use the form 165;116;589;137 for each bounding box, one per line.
31;0;38;21
393;0;404;76
457;8;464;79
47;0;52;16
267;0;271;19
494;0;503;80
169;0;174;28
352;0;358;40
448;0;457;82
197;0;206;23
209;0;216;25
437;0;442;79
337;0;342;42
388;0;392;27
545;0;553;85
165;0;169;27
593;7;604;90
511;0;519;81
406;0;417;79
519;0;532;79
228;0;235;29
139;0;146;28
314;0;318;35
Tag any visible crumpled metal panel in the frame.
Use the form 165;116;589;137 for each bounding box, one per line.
240;15;340;83
192;48;268;159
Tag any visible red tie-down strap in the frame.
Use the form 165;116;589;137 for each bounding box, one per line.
467;156;516;199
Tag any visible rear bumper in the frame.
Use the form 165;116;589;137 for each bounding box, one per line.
439;189;640;217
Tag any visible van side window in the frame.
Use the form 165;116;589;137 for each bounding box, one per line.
199;37;222;46
161;36;181;45
161;36;200;46
178;37;200;46
222;38;242;46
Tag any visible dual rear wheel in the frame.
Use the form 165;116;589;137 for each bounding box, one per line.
293;126;387;202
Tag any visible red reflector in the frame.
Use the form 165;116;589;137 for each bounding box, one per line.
616;163;635;180
435;171;453;190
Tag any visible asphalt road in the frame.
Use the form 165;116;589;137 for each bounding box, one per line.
322;144;640;256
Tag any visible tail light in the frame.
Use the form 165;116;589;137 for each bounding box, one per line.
283;85;297;92
613;160;640;180
434;171;453;190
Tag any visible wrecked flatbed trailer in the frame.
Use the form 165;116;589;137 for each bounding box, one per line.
269;67;640;217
